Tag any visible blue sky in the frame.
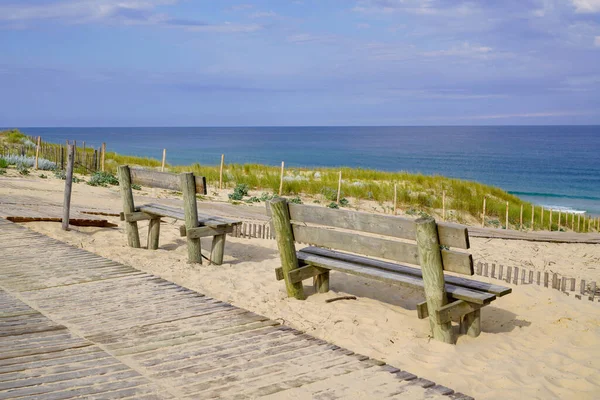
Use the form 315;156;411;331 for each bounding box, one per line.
1;0;599;126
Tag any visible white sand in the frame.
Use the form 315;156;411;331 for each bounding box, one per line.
2;172;600;399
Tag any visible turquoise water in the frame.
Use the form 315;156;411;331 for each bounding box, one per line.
13;126;600;215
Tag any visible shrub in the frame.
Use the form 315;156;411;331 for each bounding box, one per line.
132;184;141;190
17;163;29;175
339;198;349;207
0;169;5;175
321;187;338;201
54;170;66;180
1;129;27;144
260;192;276;201
88;171;119;187
327;202;339;209
40;174;47;179
246;196;260;203
229;183;249;200
0;158;7;168
0;155;56;170
290;196;303;204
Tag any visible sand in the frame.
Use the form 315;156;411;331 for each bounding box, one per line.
2;171;600;399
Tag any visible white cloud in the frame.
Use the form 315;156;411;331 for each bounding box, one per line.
187;23;262;33
571;0;600;13
0;0;175;23
352;0;476;16
422;42;493;58
249;11;277;19
287;34;337;44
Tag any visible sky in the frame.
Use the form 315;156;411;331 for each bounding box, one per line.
0;0;599;126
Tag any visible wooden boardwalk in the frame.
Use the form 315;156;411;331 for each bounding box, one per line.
0;218;470;399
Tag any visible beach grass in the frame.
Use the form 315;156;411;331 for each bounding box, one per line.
1;129;592;231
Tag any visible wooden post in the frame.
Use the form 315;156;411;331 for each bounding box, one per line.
34;136;41;170
279;161;284;196
147;218;161;250
61;144;75;231
211;234;226;265
393;184;398;215
81;141;87;168
558;210;561;229
161;148;167;172
578;213;581;232
117;166;141;248
60;146;65;170
92;150;98;172
520;204;523;230
572;213;575;231
101;143;106;172
481;197;486;228
269;198;305;300
336;171;342;204
181;172;202;264
505;201;509;229
219;154;224;189
415;217;455;343
442;190;446;221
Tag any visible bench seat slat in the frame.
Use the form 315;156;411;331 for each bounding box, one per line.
288;203;469;249
292;225;474;276
296;253;495;304
138;204;241;227
300;247;511;297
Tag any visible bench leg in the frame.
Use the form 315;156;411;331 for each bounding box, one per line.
147;218;160;250
461;309;481;337
313;272;330;293
211;234;226;265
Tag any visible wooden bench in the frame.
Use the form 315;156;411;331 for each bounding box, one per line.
268;198;511;344
117;165;241;265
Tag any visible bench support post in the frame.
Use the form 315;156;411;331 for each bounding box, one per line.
118;165;141;248
270;198;305;300
181;172;202;264
211;234;226;265
460;309;481;337
314;272;330;293
147;217;161;250
416;217;454;344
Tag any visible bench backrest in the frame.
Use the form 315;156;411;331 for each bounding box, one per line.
270;202;473;276
129;167;207;195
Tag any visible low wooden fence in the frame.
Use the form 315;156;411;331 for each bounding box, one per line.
230;221;274;240
473;262;598;302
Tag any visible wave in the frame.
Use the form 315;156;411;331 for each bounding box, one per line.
508;191;600;202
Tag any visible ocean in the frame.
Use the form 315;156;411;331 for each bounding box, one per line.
13;126;600;215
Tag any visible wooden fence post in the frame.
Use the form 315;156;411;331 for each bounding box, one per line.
270;198;305;300
117;165;141;248
415;217;455;343
578;213;581;232
531;205;535;230
61;144;75;231
279;161;284;196
101;142;106;172
82;141;86;168
181;172;202;264
60;146;65;170
442;190;446;221
393;184;398;215
92;150;98;172
482;197;486;228
161;148;167;172
520;204;523;230
337;171;342;204
34;136;41;170
558;210;561;229
219;154;224;189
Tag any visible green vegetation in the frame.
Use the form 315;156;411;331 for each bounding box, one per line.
0;158;7;169
17;164;29;175
87;171;119;187
228;183;249;200
6;133;591;232
131;183;142;190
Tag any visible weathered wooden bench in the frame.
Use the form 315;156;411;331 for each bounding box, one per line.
117;165;241;265
268;198;511;344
